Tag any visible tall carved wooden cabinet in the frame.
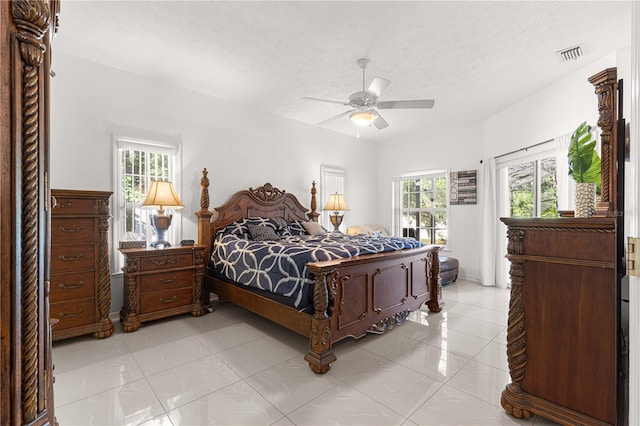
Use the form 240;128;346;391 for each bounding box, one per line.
501;69;625;425
50;189;114;341
1;1;60;425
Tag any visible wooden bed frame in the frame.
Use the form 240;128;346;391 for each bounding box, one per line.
196;168;443;373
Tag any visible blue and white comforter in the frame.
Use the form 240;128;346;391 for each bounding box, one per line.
210;220;423;308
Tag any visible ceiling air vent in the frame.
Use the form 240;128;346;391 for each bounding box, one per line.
556;44;584;62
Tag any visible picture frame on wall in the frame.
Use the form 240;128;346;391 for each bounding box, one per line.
450;170;477;205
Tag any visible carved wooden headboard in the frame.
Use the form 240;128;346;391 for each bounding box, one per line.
195;168;318;259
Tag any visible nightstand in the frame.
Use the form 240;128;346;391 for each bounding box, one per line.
119;245;207;332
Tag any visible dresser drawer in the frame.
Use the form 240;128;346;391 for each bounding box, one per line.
51;218;95;244
52;197;96;215
140;269;193;293
51;244;95;272
50;271;95;303
140;253;193;271
141;287;192;314
51;298;95;330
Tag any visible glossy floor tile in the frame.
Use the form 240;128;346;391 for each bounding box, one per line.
53;279;559;425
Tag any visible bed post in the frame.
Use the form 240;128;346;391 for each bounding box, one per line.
307;181;320;222
304;266;337;374
426;251;444;313
196;168;213;262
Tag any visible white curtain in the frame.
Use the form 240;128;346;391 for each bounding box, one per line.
554;133;572;211
479;158;497;287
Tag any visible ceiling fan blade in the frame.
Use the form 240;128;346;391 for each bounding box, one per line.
373;113;389;130
302;96;349;105
366;77;391;98
377;99;435;109
317;110;354;126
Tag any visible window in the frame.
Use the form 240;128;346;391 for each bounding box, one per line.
112;136;181;272
320;166;346;231
495;144;558;286
506;156;557;218
394;171;449;245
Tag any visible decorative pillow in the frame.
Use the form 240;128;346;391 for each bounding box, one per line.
287;220;307;236
273;217;292;236
368;230;384;237
247;224;281;241
301;221;325;236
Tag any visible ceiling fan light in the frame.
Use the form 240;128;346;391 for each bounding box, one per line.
349;109;378;126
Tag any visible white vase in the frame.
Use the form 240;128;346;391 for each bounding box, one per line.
575;182;596;218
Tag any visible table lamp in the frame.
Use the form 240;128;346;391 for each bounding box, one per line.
141;179;184;247
323;193;350;233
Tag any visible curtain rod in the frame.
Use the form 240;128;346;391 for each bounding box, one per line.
480;138;554;164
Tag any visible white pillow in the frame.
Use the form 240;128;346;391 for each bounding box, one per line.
301;221;325;235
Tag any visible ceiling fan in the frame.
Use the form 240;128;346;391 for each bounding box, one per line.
303;58;435;130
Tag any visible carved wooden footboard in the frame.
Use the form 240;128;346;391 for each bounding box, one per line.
196;168;443;373
305;246;441;373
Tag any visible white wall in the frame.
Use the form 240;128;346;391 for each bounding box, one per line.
483;52;618;158
50;52;378;313
375;49;629;284
376;122;484;281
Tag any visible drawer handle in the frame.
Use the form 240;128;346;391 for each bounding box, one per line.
159;276;177;284
53;201;73;209
150;257;182;266
58;281;84;290
160;296;177;304
58;309;83;318
58;254;83;262
58;225;82;233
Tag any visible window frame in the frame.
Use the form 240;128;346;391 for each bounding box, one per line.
112;135;182;273
320;166;346;231
392;169;450;247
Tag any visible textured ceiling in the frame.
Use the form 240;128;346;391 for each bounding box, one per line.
53;1;631;142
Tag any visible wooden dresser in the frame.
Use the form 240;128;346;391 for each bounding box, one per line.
500;217;623;425
50;189;114;341
120;245;207;331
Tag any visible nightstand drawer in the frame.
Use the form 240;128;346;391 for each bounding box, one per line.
50;271;95;303
51;244;95;272
51;218;95;244
140;270;193;293
52;197;96;215
141;287;192;313
140;253;193;271
51;298;95;330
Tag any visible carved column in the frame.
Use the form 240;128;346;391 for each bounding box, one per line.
304;268;337;374
588;68;618;217
2;0;58;424
192;249;206;316
425;252;443;313
500;228;533;420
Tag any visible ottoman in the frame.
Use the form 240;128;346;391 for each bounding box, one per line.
439;256;459;285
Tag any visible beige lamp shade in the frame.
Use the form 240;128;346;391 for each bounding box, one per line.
141;180;185;211
323;193;350;212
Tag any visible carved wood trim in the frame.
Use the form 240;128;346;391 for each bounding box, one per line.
504;229;527;389
12;0;51;422
426;251;442;312
96;216;114;338
588;68;618;217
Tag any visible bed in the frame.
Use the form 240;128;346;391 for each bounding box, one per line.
196;168;443;374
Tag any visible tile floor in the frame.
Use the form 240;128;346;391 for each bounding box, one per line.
52;279;559;425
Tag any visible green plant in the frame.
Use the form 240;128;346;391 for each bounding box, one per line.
568;121;601;185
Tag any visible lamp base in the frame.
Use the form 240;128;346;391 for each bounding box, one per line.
329;214;343;233
150;211;173;247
